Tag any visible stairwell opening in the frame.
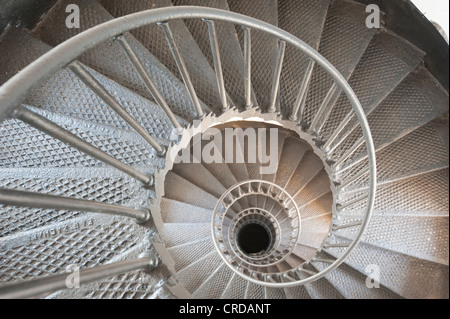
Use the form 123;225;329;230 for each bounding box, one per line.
237;223;271;255
161;113;334;283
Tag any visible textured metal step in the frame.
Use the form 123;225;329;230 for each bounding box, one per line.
0;29;180;140
220;129;250;182
320;30;425;144
296;230;327;251
282;253;305;269
192;263;233;298
240;129;270;181
339;169;449;217
335;215;449;265
265;287;286;299
227;0;278;110
161;222;211;248
171;163;228;199
273;137;308;187
284;151;324;197
0;117;105;169
34;0;205;120
301;192;333;220
220;273;248;299
293;169;331;208
302;213;332;234
258;130;286;183
98;0;225;112
0;166;150;237
167;237;215;272
55;269;168;299
324;240;449;298
297;270;344;299
332;66;449;166
163;171;219;210
176;250;223;294
312;254;401;299
244;282;264;299
302;0;377;127
283;285;311;299
47;243;170;299
160;198;212;224
278;0;330;118
172;0;254;108
0;215;144;286
339;118;449;189
8;105;165;167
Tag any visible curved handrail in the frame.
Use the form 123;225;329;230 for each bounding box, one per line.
0;6;376;288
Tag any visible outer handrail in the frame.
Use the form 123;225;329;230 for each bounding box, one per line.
0;6;376;287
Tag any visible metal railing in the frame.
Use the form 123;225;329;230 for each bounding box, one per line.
0;6;376;294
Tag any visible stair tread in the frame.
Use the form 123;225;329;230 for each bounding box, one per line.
321;30;425;144
301;192;333;220
312;252;401;299
285;151;324;198
292;243;319;262
220;273;248;299
302;0;377;127
34;0;206;120
168;237;215;272
160;197;213;224
335;215;449;265
0;214;144;284
0;172;146;238
0;107;164;185
273;137;308;187
259;130;287;183
227;0;278;109
220;128;250;183
340;118;449;188
0;29;180;140
172;163;228;199
99;0;226;112
164;171;219;210
283;284;311;299
173;0;254;108
177;250;224;294
301;212;332;233
333;66;448;165
340;168;449;216
296;234;327;256
326;240;449;298
42;245;156;299
294;169;331;208
245;282;265;299
161;222;211;248
264;287;286;299
279;0;330;117
297;270;344;299
193;263;233;298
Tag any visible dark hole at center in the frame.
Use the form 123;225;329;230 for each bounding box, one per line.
237;223;271;255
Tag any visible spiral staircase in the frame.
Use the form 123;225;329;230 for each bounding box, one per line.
0;0;448;299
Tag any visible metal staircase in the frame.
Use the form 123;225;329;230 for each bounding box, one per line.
0;0;448;299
